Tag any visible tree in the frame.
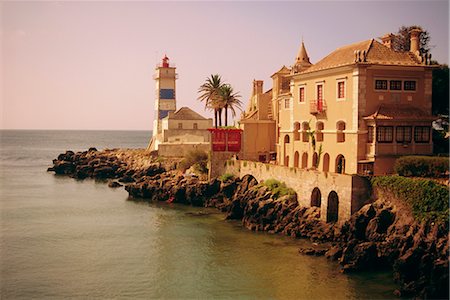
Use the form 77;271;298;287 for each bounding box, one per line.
432;64;449;115
392;25;432;54
218;84;242;127
197;74;224;128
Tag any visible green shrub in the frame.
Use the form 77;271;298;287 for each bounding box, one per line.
179;150;208;174
394;156;449;178
219;173;235;182
371;176;449;222
261;178;296;199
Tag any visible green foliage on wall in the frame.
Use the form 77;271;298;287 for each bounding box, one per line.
371;176;449;222
219;173;235;182
179;150;209;174
394;156;449;178
260;178;296;200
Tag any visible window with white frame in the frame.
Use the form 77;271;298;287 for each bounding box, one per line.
284;99;290;109
317;84;323;100
375;80;388;90
414;126;430;143
337;80;345;100
299;86;305;103
396;126;412;143
404;81;417;91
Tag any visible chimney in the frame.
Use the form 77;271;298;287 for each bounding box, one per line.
380;33;394;49
253;80;263;95
410;28;422;54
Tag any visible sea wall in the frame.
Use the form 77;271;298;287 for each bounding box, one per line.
224;160;371;224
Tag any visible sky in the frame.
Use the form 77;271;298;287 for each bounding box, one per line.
1;0;449;130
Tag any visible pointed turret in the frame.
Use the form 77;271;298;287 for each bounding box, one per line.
293;40;312;73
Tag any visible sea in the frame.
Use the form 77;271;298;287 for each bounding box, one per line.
0;130;397;299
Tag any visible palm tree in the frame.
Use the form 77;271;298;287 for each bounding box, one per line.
197;74;224;128
218;84;242;127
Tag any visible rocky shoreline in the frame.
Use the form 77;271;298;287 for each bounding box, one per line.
48;148;449;299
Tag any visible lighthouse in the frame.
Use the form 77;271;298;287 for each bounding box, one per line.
152;55;177;140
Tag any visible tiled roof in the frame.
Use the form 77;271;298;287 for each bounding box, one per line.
271;65;291;77
301;39;422;74
169;107;208;120
363;104;435;121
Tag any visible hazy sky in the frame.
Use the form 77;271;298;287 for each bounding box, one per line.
2;1;449;130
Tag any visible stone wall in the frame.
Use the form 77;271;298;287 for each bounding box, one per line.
158;143;210;158
209;151;241;179
224;160;371;223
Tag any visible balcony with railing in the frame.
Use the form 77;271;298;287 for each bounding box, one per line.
310;99;327;114
153;72;179;80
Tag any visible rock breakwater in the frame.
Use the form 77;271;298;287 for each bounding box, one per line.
48;149;449;299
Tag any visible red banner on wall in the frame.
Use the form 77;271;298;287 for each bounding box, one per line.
208;128;242;152
227;130;242;152
211;129;226;151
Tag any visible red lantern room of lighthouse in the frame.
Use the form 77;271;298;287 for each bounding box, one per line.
162;55;170;68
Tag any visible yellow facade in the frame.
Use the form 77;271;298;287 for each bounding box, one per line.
271;33;435;175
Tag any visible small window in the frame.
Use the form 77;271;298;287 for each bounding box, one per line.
396;126;412;143
414;126;430;143
337;81;345;99
377;126;393;143
390;80;402;91
404;81;416;91
375;80;388;90
284;99;290;109
367;126;374;143
193;123;198;129
178;123;183;129
299;87;305;103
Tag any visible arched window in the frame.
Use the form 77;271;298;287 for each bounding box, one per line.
312;152;319;169
294;151;300;168
316;122;324;142
302;122;309;142
284;135;290;144
301;152;308;169
327;191;339;223
293;122;301;141
337;121;346;143
335;154;345;174
323;153;330;172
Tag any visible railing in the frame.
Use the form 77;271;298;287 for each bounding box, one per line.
153;73;179;80
310;99;327;114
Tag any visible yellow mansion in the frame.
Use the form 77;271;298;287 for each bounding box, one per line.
241;29;435;175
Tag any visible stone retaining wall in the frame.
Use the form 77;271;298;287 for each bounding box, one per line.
224;160;371;223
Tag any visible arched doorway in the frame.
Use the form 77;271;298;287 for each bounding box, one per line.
283;135;290;166
312;152;318;169
301;152;308;169
327;191;339;223
335;155;345;174
311;187;322;207
294;151;300;168
323;153;330;172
